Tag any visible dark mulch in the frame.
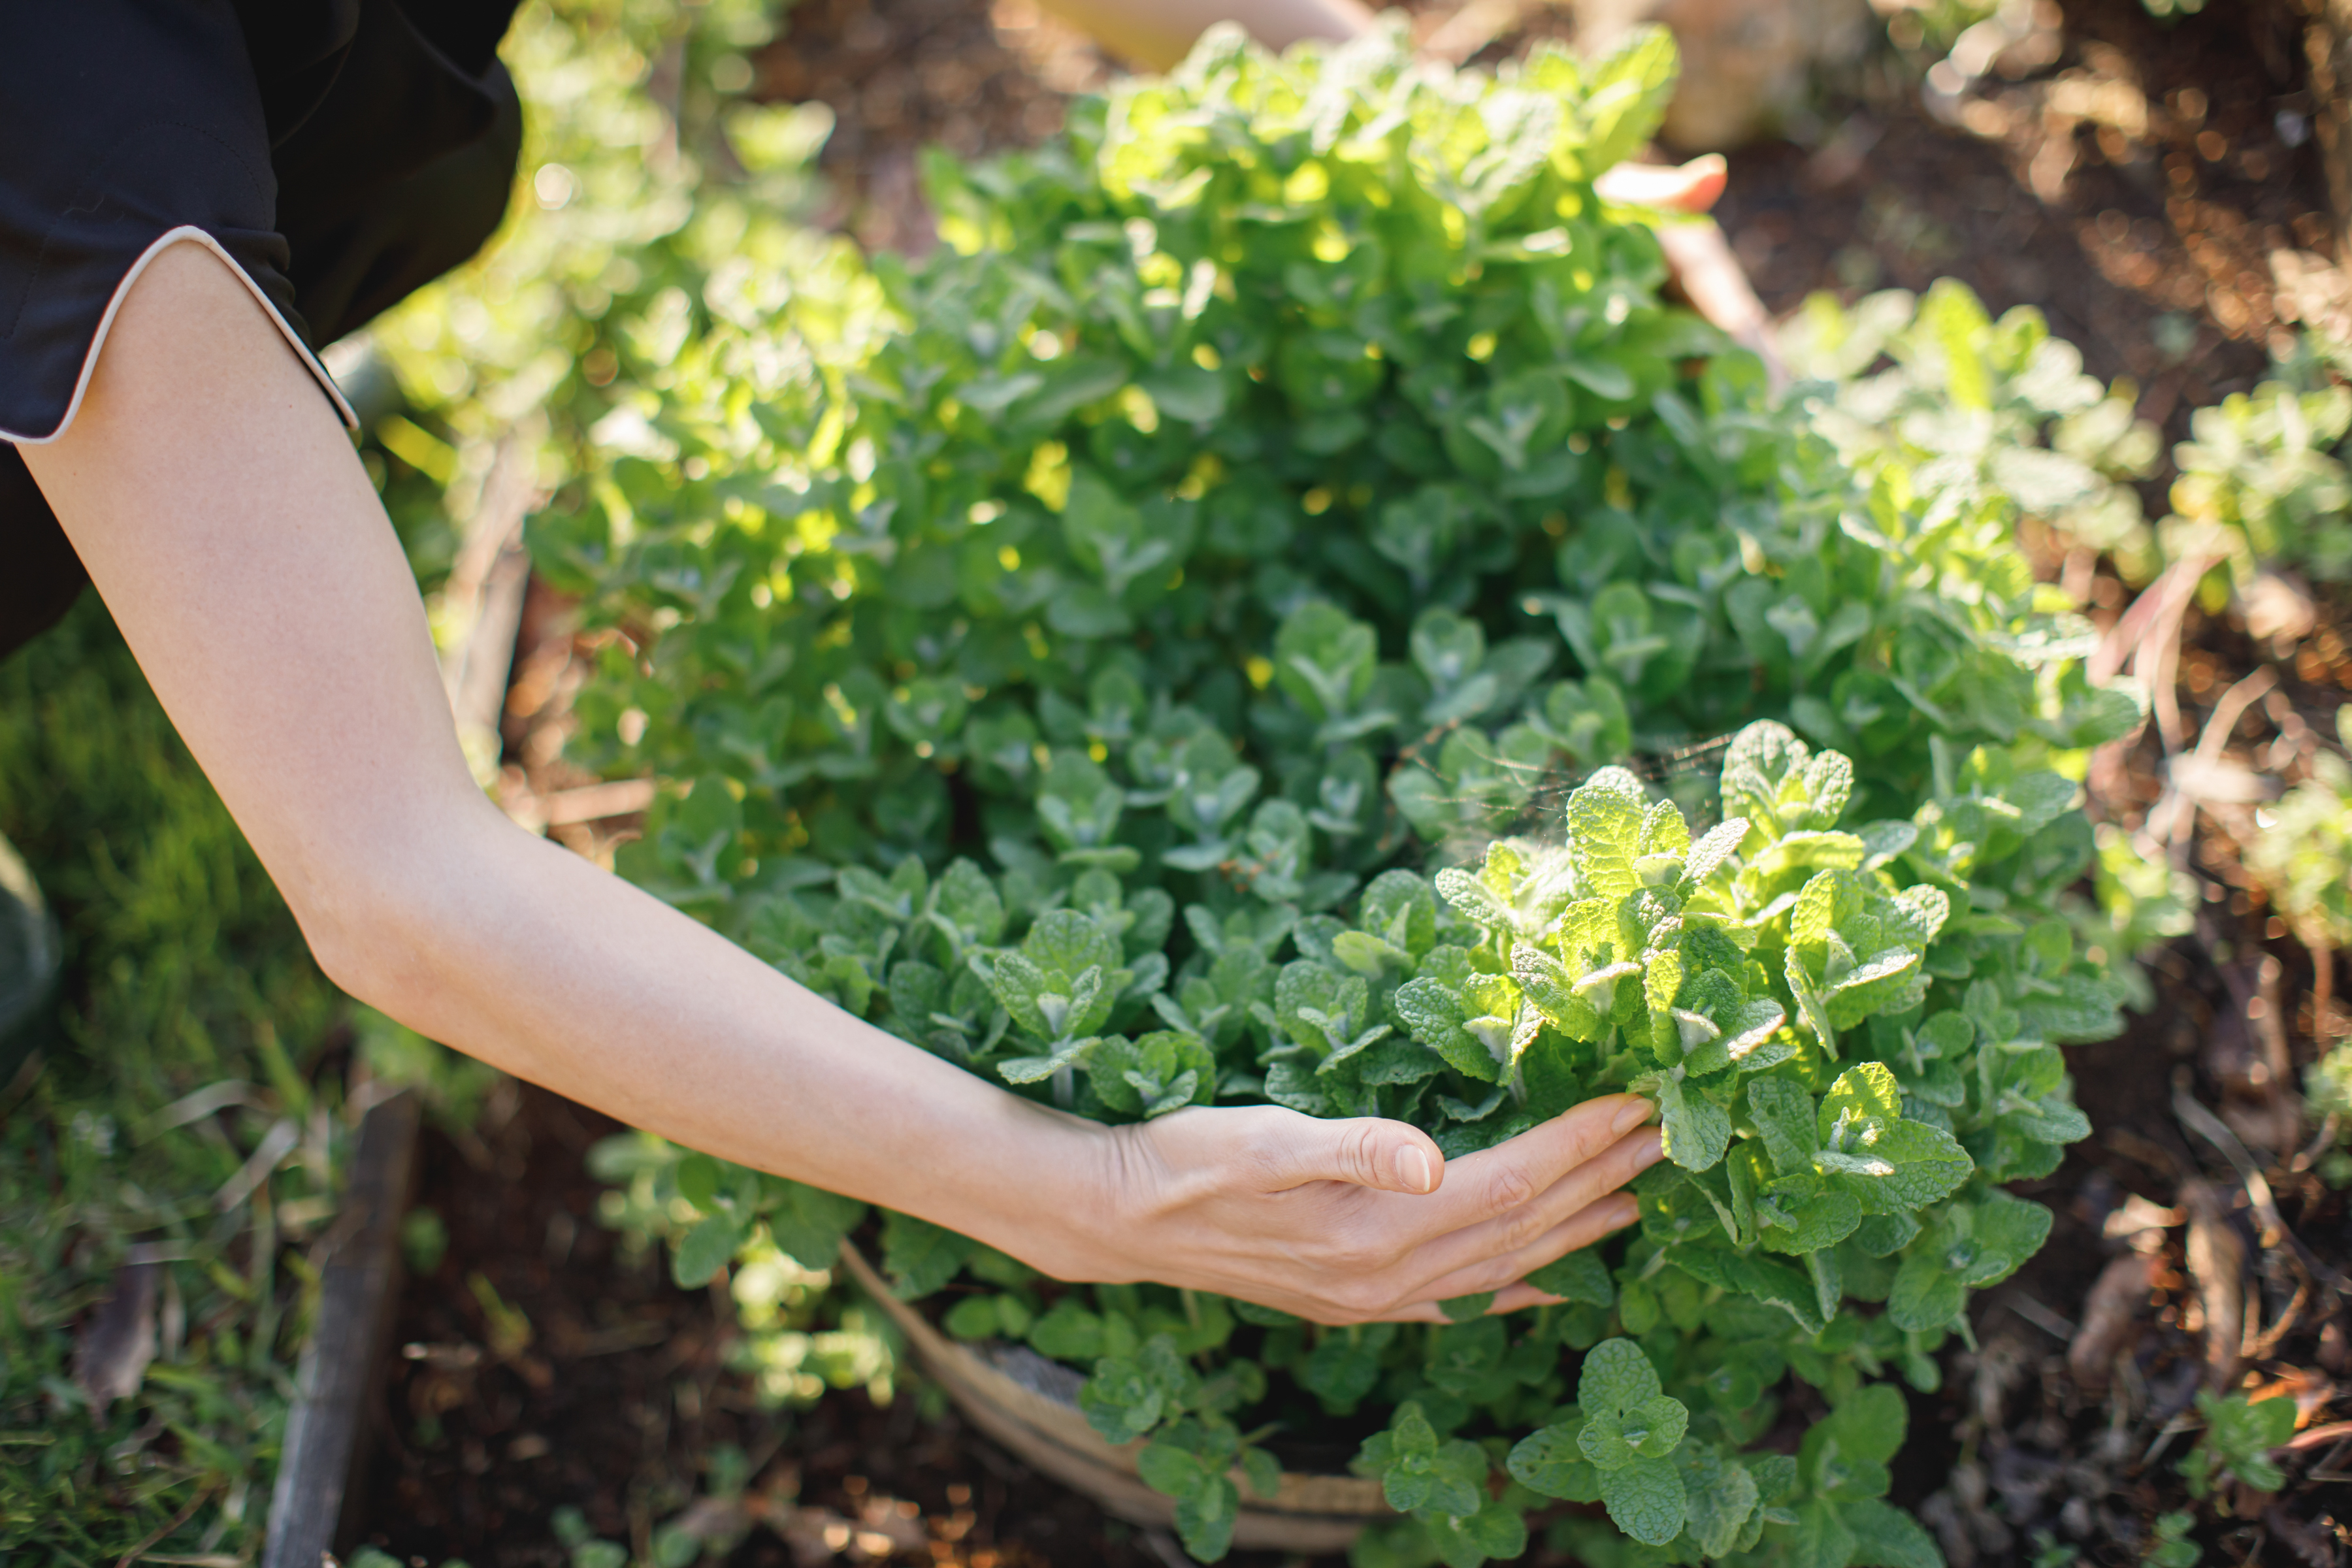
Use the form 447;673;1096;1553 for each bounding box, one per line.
1705;0;2325;441
356;1081;1226;1568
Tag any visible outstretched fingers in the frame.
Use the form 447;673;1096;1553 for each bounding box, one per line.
1422;1093;1656;1226
1409;1189;1644;1307
1357;1186;1648;1323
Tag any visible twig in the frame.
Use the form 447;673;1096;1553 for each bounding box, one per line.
2315;934;2339;1052
2182;1177;2247;1391
2005;1294;2079;1341
2178;1086;2291;1247
2247;1276;2313;1360
2283;1420;2352;1453
2145;1410;2202;1467
2197;668;2281;764
2299;1113;2342;1171
2091;554;2203;685
2177;1084;2350;1292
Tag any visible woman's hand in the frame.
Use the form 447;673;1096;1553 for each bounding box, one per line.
1595;153;1788;387
1013;1093;1663;1324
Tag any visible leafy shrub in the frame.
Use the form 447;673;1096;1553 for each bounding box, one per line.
0;607;351;1556
1779;282;2164;585
2164;375;2352;592
538;22;2132;1565
2246;706;2352;955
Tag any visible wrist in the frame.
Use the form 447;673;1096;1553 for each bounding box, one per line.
937;1099;1135;1284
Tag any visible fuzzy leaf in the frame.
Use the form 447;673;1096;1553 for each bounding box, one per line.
1599;1456;1688;1546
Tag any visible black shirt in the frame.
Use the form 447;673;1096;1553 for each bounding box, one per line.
0;0;525;657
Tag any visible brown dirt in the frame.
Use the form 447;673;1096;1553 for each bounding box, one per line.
357;1081;1250;1568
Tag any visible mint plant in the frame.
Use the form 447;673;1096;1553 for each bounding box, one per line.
2166;376;2352;591
2246;706;2352;955
1780;281;2164;586
535;20;2132;1564
2181;1389;2296;1501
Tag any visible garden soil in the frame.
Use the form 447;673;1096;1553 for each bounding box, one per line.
359;0;2352;1563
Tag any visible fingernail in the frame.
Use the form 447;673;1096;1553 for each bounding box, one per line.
1611;1097;1653;1136
1633;1130;1665;1168
1397;1146;1435;1194
1609;1194;1642;1228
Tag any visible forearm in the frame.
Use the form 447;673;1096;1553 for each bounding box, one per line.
16;243;1102;1269
350;808;1110;1264
1039;0;1371;70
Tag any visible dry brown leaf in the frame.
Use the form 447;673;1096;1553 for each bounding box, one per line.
71;1258;157;1411
2068;1251;2156;1394
2181;1179;2247;1390
2102;1194;2183;1251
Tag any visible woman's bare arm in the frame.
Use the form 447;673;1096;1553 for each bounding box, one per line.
20;242;1659;1322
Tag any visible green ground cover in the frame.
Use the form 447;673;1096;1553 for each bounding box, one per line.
0;602;352;1560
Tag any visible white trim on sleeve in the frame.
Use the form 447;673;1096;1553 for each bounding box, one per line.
0;225;357;445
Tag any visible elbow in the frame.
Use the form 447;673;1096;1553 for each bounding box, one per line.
291;872;444;1019
282;817;500;1021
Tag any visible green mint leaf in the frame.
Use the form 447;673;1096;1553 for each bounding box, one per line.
1599;1454;1688;1546
1887;1249;1966;1333
1240;1445;1283;1502
1393;977;1503;1083
1303;1327;1392;1408
1803;1382;1908;1497
1081;1357;1166;1445
1658;1075;1732;1172
1028;1298;1107;1360
880;1210;978;1300
1758;1186;1863;1256
1524;1247;1615;1307
1568;768;1648;900
1137;1440;1204;1499
1819;1061;1904;1139
996;1033;1105;1085
1584;1394;1689;1466
1678;1445;1764;1558
669;1211;745;1289
1439;1292;1497;1323
1174;1474;1239;1563
943;1294;1007;1342
1578;1337;1663;1413
1788;1499;1861;1568
765;1181;866;1270
1433;864;1511;931
1508;1420;1604;1503
1576;24;1680;174
1424;1500;1527;1567
1512;941;1606;1039
1840;1497;1944;1568
1665;1245;1829;1335
1680;817;1752;890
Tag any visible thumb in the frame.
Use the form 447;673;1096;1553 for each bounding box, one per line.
1593;153;1728;214
1261;1114;1445;1196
